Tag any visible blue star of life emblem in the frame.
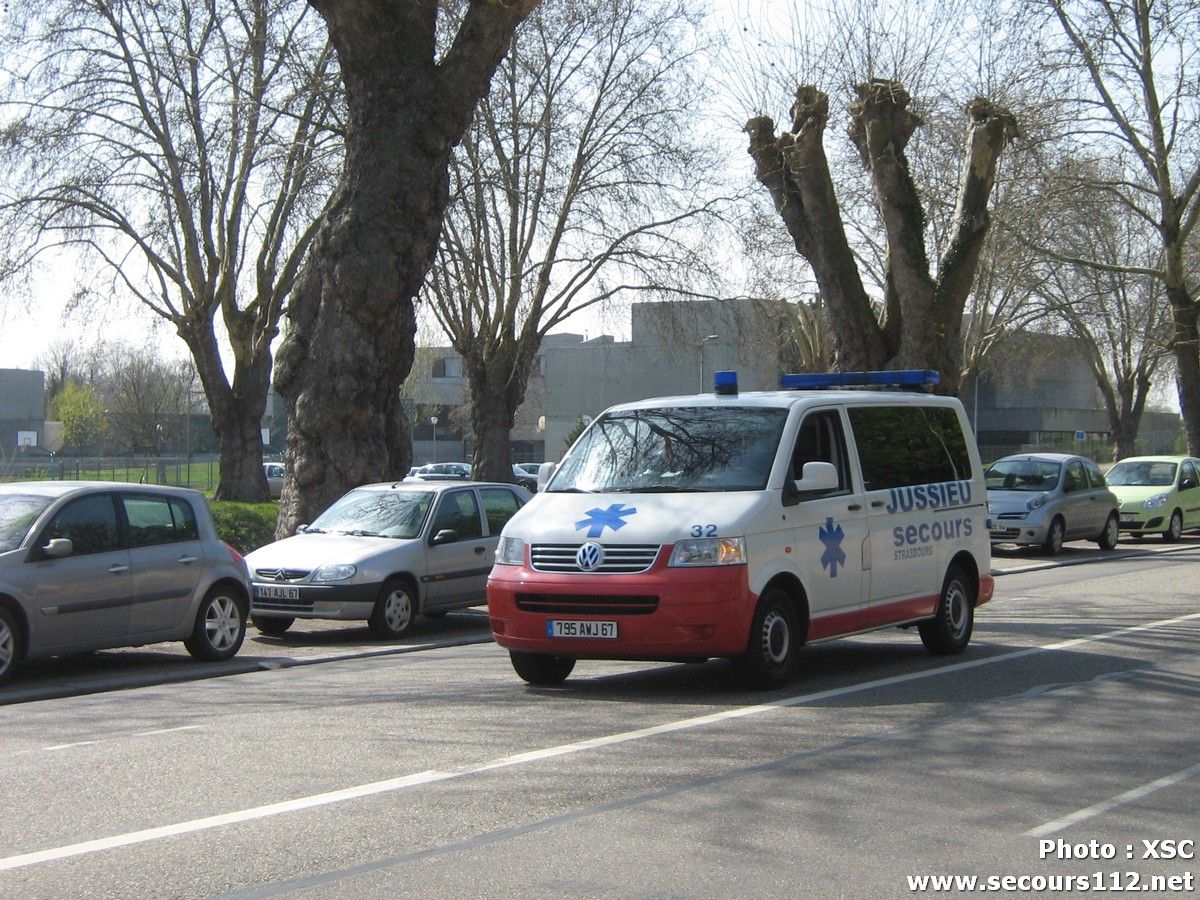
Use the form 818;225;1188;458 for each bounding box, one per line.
819;516;846;577
575;503;637;538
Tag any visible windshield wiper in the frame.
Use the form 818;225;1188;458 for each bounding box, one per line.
340;529;385;537
620;485;700;493
547;487;595;493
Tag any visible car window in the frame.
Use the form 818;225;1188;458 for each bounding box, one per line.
1083;459;1106;489
0;493;54;552
1181;460;1199;490
310;489;433;539
986;459;1060;491
45;494;121;555
1106;461;1177;487
430;490;483;540
480;488;523;535
121;494;199;546
791;409;851;494
848;405;972;491
1064;461;1087;492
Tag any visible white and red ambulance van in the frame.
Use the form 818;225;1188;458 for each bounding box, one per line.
486;370;994;688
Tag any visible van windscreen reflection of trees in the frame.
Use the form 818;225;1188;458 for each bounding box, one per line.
554;409;788;493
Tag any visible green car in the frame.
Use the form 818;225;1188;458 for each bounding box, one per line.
1105;455;1200;541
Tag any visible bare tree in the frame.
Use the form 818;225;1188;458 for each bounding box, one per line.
272;0;541;535
424;0;724;482
1032;174;1174;459
100;345;197;455
1046;0;1200;453
0;0;342;499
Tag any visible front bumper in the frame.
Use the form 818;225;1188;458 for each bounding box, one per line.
1117;503;1166;533
988;512;1052;545
486;561;757;660
250;580;380;620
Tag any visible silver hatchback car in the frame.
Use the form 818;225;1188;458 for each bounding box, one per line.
985;453;1120;554
0;481;252;685
245;480;531;638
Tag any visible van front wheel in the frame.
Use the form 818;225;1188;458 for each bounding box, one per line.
510;651;575;685
734;587;800;689
919;566;974;655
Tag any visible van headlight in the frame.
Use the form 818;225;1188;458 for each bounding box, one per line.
1143;493;1169;509
312;564;356;583
669;536;746;567
496;535;525;566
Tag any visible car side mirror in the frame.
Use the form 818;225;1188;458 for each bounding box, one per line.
1182;478;1197;491
42;538;74;559
430;528;458;546
296;524;308;533
537;461;555;491
794;461;839;494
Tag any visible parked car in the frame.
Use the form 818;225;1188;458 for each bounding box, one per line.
263;462;285;499
985;453;1119;554
245;480;531;638
511;465;538;492
0;481;251;686
412;462;472;481
1105;455;1200;541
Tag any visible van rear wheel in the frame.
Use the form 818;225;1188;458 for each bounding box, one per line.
734;587;800;689
510;651;575;685
919;565;974;655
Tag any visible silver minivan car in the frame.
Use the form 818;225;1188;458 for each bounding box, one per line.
0;481;252;685
985;453;1120;554
245;480;531;638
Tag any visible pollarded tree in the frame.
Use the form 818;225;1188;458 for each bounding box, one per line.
424;0;724;483
0;0;341;500
746;81;1017;396
272;0;541;536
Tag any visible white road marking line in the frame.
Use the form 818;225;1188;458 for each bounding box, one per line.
42;740;100;751
132;725;202;737
1026;763;1200;838
3;611;1197;873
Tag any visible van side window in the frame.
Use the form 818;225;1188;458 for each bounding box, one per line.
848;406;972;491
791;410;851;493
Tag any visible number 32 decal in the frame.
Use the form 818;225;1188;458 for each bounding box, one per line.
691;524;718;537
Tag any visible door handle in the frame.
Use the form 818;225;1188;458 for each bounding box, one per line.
870;500;885;508
474;546;487;555
108;564;129;574
178;555;198;564
847;503;863;512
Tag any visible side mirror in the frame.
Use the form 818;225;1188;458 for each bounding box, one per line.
430;528;458;546
1181;478;1197;491
42;538;74;559
537;461;556;491
794;461;839;494
296;524;308;533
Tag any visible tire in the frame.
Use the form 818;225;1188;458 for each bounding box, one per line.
733;587;801;690
1041;517;1065;556
1162;510;1183;543
510;650;575;685
0;606;23;686
918;565;974;655
369;579;415;639
251;615;294;637
1097;513;1119;551
185;585;247;662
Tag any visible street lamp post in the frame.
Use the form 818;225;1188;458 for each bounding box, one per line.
698;334;719;389
431;415;439;463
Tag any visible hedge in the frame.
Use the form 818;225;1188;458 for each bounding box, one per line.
210;501;279;555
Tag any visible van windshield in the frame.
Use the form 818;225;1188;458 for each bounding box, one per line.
548;407;788;493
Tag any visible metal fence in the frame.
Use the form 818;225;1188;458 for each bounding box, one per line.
0;455;220;492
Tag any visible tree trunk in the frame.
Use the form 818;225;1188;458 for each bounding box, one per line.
273;0;539;537
1169;289;1200;455
466;356;528;485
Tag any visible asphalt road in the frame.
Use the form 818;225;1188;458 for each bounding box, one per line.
1;538;1197;898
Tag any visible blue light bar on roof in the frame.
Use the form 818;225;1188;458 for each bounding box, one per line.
713;370;738;395
779;370;940;390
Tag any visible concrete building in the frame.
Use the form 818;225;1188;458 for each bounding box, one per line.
405;299;1182;465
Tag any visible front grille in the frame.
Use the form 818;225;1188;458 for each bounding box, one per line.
253;598;315;614
989;527;1022;540
254;568;311;582
515;593;659;615
996;513;1027;520
529;543;660;574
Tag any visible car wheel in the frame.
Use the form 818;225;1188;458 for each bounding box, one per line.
0;607;23;686
185;585;247;662
510;650;575;685
733;587;800;689
1041;517;1065;556
1162;509;1183;543
918;565;974;655
1097;513;1119;551
251;615;294;637
369;579;415;639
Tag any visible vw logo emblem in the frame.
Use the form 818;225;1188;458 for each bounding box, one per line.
576;541;604;571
